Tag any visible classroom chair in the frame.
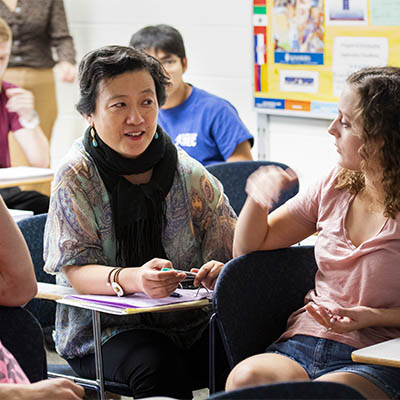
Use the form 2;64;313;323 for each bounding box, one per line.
207;381;365;399
208;246;364;399
0;305;48;383
17;214;131;398
19;213;57;349
205;160;299;215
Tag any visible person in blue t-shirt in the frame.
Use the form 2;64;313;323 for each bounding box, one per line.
129;24;254;166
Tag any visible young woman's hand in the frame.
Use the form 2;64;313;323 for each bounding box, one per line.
245;166;298;210
138;258;185;298
191;260;224;290
306;303;374;333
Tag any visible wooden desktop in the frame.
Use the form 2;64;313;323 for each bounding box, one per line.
0;167;53;196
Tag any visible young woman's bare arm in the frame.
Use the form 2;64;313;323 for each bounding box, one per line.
0;197;37;306
233;166;315;257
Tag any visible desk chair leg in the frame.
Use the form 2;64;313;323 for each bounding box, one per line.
92;310;106;400
48;311;107;399
209;312;216;395
48;371;103;393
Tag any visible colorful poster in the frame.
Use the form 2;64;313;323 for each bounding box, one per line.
273;0;324;65
280;69;319;93
254;0;268;92
253;0;400;118
326;0;368;26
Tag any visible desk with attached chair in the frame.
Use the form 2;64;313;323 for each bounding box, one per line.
18;214;214;400
0;166;53;196
352;338;400;368
208;246;366;399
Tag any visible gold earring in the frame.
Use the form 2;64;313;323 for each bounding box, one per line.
91;126;98;148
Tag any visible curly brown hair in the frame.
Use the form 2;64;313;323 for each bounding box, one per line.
336;66;400;218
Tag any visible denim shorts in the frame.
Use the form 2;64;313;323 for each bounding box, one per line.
266;335;400;399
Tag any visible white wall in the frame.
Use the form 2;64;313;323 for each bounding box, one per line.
53;0;337;190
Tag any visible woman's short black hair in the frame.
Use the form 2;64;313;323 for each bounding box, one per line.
129;24;186;62
76;45;170;115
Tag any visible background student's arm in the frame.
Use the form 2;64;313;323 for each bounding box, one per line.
55;61;77;83
233;165;314;257
227;140;253;162
0;197;37;306
14;127;49;168
49;0;77;83
6;87;50;167
210;101;253;162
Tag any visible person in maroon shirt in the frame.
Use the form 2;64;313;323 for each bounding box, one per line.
0;17;49;214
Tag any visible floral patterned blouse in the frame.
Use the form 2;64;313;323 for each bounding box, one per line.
44;138;236;359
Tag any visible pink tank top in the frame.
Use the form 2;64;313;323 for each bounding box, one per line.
0;340;29;383
282;167;400;349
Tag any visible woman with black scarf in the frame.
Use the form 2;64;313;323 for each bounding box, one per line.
43;45;236;399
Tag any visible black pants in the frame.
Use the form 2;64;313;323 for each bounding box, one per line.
68;327;229;399
0;186;49;215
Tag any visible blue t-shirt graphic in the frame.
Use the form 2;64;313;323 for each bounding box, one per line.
158;86;253;166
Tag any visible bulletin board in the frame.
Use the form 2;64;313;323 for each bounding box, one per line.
253;0;400;119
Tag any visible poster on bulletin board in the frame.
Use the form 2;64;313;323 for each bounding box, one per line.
253;0;400;119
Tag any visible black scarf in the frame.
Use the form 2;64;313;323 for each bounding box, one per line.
83;125;178;267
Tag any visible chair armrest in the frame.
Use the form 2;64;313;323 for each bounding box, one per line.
213;246;317;367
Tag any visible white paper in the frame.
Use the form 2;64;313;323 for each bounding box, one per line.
66;287;212;310
371;0;400;26
8;209;34;222
332;37;388;96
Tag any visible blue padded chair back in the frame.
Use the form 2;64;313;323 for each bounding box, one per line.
0;306;47;382
213;246;317;368
17;213;50;282
206;161;299;215
17;214;56;330
208;381;365;399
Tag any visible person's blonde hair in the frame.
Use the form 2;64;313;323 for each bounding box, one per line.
0;17;11;42
336;66;400;218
